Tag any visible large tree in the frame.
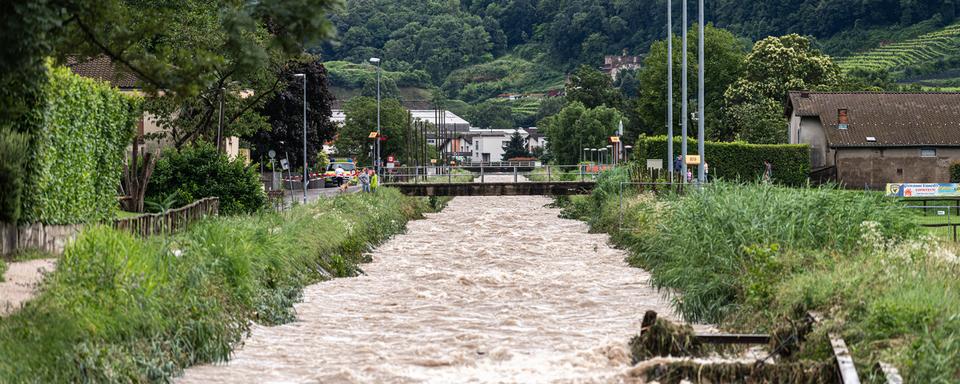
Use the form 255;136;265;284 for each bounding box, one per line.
635;24;747;141
336;97;410;166
565;65;623;110
724;34;843;143
501;130;531;160
253;58;336;169
540;101;623;165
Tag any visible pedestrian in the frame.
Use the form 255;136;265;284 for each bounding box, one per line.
358;167;371;193
370;170;379;193
686;169;693;183
673;155;682;181
763;160;773;183
334;164;344;188
704;162;709;182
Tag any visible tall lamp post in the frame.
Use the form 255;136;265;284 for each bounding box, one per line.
293;73;307;204
370;57;382;174
697;0;706;183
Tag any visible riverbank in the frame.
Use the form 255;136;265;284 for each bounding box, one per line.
565;170;959;382
0;189;431;382
178;195;683;383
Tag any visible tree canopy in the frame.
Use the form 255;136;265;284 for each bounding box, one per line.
501;130;532;160
541;102;623;165
336;97;410;166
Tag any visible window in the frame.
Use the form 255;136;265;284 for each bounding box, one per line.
921;147;937;158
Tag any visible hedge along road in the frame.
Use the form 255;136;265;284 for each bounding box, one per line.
178;182;683;383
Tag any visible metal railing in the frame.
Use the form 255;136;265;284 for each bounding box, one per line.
903;204;959;242
378;164;614;184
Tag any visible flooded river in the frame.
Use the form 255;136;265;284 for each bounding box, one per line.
178;192;679;383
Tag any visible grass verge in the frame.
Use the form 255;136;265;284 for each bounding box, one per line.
0;188;431;382
564;172;959;382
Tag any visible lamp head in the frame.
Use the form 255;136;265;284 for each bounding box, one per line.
369;57;381;64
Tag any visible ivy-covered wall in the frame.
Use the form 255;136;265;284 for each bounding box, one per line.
16;65;139;224
633;135;811;186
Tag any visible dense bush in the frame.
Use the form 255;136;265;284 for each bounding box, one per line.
13;65;139;224
0;189;428;381
324;60;431;88
0;128;29;223
633;135;810;185
951;162;960;182
148;142;266;215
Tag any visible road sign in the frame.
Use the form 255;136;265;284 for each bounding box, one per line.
280;158;289;171
646;159;663;170
685;155;701;165
368;132;379;138
430;159;437;164
267;150;276;159
609;136;620;143
387;155;395;162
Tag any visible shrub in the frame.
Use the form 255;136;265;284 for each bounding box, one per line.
951;162;960;182
15;65;139;224
148;142;266;215
0;128;29;223
0;189;426;381
633;135;810;186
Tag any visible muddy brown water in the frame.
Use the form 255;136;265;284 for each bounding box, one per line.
178;188;682;383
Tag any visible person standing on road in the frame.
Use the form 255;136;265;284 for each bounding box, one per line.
673;155;682;182
358;167;371;193
334;165;345;188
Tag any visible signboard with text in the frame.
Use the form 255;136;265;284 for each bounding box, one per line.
885;183;960;198
685;155;701;165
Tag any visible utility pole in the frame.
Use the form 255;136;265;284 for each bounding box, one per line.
697;0;706;183
370;57;382;175
681;0;689;183
293;73;307;204
667;0;674;182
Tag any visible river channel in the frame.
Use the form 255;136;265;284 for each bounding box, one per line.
178;190;680;383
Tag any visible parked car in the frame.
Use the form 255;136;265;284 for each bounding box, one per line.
322;162;358;187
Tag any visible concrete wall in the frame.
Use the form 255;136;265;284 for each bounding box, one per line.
836;147;960;189
1;222;84;256
789;115;830;168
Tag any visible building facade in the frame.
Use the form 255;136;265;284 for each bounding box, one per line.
787;91;960;188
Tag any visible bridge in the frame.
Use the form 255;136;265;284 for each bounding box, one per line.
384;181;596;196
379;164;607;196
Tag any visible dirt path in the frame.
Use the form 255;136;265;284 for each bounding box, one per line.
0;259;56;316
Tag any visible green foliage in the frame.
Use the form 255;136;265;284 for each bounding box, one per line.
636;25;747;141
633;136;811;186
501;130;531;160
541;102;623;165
0;189;427;382
336;97;410;166
15;65;138;225
0;128;29;223
148;143;266;215
839;22;960;73
324;61;432;89
441;56;564;102
565;65;622;109
466;100;515;129
723;34;843;144
951;162;960;182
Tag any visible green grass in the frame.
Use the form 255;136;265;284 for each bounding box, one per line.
0;259;6;282
115;210;142;219
838;22;960;73
0;189;430;382
564;179;960;381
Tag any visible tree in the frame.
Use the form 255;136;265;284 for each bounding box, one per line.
635;24;747;140
501;130;531;160
723;34;843;143
336;97;409;166
469;101;515;129
540;101;623;165
565;65;623;109
253;58;336;169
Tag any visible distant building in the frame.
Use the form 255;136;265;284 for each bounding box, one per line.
786;91;960;188
600;52;642;80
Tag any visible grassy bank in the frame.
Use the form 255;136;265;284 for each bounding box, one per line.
565;170;959;382
0;189;430;382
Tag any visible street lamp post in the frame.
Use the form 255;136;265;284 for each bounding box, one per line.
370;57;382;175
293;73;307;204
697;0;706;183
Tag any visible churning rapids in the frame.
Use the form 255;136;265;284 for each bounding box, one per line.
178;192;681;383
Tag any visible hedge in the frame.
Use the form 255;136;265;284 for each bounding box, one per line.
951;162;960;183
633;135;810;186
16;65;139;224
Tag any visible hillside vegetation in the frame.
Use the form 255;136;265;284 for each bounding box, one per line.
441;56;564;102
838;22;960;72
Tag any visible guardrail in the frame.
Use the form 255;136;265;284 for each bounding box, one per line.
114;197;219;237
379;164;614;184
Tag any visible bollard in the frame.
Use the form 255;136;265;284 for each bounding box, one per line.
480;163;485;183
514;166;518;183
547;165;551;182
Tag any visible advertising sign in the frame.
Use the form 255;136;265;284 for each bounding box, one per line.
685;155;701;165
885;183;960;198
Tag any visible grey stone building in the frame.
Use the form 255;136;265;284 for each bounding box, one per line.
787;91;960;189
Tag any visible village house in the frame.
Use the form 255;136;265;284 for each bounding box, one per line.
600;51;642;80
786;91;960;189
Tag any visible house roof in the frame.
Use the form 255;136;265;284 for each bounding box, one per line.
66;56;140;89
787;91;960;147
